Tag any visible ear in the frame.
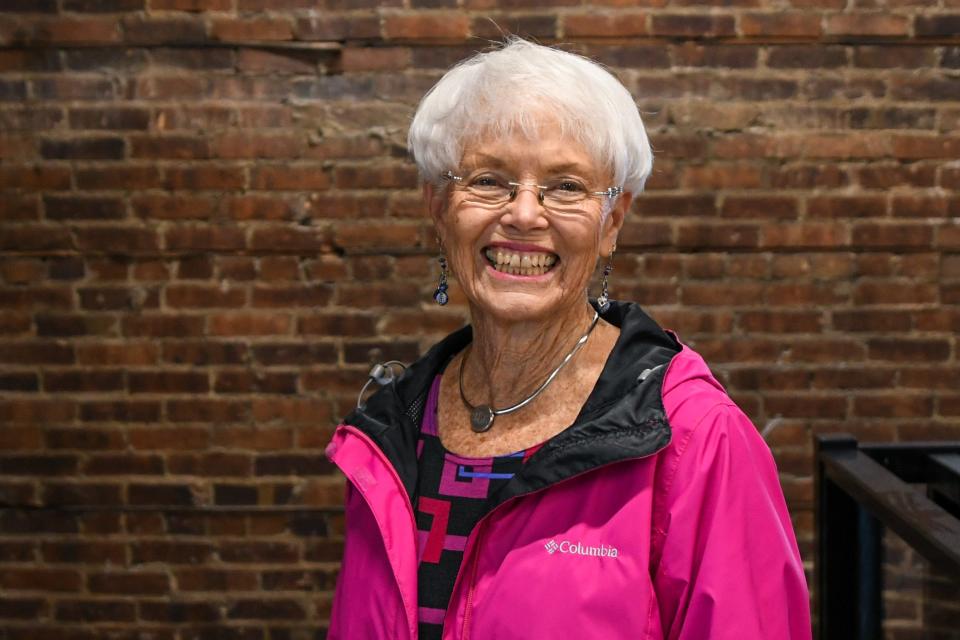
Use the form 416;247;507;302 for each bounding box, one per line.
423;182;448;247
600;191;632;257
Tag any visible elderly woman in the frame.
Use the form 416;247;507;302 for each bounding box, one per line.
325;37;810;639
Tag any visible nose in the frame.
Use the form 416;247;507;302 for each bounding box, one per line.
502;183;548;231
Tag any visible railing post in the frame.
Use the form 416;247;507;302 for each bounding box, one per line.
815;434;882;640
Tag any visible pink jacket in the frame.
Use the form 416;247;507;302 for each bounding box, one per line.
325;302;811;639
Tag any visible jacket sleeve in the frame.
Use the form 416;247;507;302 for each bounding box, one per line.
650;402;811;640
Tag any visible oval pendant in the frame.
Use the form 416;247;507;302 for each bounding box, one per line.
470;405;495;432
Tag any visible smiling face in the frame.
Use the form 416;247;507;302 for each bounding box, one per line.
426;126;631;324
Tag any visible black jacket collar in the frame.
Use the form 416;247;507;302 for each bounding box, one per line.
340;300;681;504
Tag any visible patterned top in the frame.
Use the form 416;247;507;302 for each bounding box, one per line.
415;374;544;640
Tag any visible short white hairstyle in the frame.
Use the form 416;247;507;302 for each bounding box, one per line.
407;36;653;195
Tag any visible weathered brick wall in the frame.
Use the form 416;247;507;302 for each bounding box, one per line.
0;1;958;637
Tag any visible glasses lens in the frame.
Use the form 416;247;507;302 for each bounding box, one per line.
465;174;512;204
543;179;589;207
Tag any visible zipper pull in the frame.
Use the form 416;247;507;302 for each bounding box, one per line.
638;363;664;382
356;360;407;410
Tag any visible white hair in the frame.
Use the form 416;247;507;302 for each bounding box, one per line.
407;36;653;196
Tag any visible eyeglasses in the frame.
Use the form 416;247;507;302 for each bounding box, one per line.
441;170;623;210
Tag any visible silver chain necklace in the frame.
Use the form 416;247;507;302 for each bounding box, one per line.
459;310;600;433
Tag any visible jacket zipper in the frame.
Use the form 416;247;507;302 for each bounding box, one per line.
459;519;484;640
330;424;420;640
456;448;668;639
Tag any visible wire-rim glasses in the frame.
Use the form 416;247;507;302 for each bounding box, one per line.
441;170;623;210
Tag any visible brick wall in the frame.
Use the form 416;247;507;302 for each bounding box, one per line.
1;1;958;637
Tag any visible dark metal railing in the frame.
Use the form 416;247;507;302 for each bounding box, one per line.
815;434;960;640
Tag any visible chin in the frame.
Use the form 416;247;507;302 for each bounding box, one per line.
470;288;575;324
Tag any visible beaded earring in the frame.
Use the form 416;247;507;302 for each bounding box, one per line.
596;244;615;312
433;254;449;305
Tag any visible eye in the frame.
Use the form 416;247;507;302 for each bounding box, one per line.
551;179;587;193
468;174;508;190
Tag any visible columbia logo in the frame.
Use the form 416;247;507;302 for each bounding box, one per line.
543;539;620;559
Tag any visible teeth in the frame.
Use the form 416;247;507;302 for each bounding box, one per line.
483;248;558;276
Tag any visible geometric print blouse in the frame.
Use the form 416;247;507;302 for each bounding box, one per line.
415;374;544;640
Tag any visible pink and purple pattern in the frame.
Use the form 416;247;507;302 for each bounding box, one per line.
414;375;543;640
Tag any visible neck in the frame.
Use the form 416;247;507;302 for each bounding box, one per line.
463;300;597;409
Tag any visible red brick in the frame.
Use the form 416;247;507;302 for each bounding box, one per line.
55;599;135;622
650;13;736;37
852;223;933;248
120;15;207;45
31;17;121;44
45;428;125;451
130;134;209;159
914;14;960;37
89;570;171;594
0;597;46;621
162;341;247;365
0;195;41;221
132;194;218;220
808;196;886;218
73;227;160;253
853;281;938;305
163;166;245;190
129;371;210;394
1;568;82;592
0;166;71;190
40;136;124;159
175;568;258;591
832;310;912;332
825;13;909;36
739;311;822;333
212;132;303;159
892;134;960;159
340;46;412;72
77;342;158;365
167;399;249;423
250;165;331;190
810;368;896;390
294;14;380;40
765;395;847;419
209;313;291;336
941;396;960;417
150;0;233;9
44;370;124;392
211;17;293;41
250;227;331;252
166;284;246;308
564;12;647;37
761;223;849;249
63;0;145;10
83;452;164;476
720;196;797;218
382;13;469;40
225;195;295;221
165;226;246;251
740;13;821;37
251;285;333;308
80;401;160;422
76;166;163;189
676;224;759;249
128;426;210;450
868;338;951;362
211;426;294;450
853;396;933;418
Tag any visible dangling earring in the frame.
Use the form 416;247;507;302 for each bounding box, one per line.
596;244;615;313
433;254;449;305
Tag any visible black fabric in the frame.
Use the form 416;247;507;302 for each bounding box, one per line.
415;425;531;640
339;299;682;507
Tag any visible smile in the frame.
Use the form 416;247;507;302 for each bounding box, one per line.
483;247;558;276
